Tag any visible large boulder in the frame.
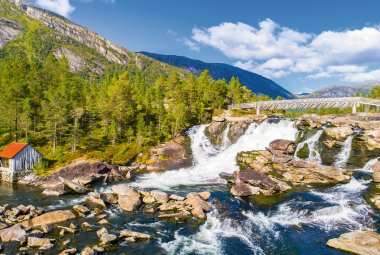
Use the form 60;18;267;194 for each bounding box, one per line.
85;193;107;209
363;128;380;150
138;131;192;171
118;195;141;212
184;193;211;212
231;169;281;196
34;160;110;189
120;230;152;240
96;228;117;245
269;139;296;154
113;185;141;212
112;184;136;196
327;231;380;255
59;177;91;194
295;114;324;130
150;190;169;204
21;210;78;228
229;122;250;143
232;146;351;197
325;126;353;141
0;224;27;243
27;236;54;250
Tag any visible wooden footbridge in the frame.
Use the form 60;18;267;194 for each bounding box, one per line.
228;97;380;114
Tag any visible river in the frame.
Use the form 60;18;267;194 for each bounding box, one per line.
0;118;379;254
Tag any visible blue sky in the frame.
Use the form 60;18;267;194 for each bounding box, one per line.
31;0;380;93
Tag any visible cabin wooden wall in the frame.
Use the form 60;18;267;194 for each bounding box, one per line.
10;145;41;171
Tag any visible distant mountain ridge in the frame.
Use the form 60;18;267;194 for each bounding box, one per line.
308;84;377;98
139;52;294;99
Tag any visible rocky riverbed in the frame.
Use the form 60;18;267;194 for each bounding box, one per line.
0;113;379;254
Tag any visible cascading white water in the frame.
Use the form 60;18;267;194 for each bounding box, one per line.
220;123;231;150
361;157;379;172
294;129;323;164
161;210;264;255
244;158;378;235
188;125;219;164
334;135;353;168
244;177;373;233
133;119;298;190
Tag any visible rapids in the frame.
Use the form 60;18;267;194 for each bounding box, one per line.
133;119;298;190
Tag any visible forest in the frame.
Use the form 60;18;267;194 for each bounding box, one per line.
0;50;264;172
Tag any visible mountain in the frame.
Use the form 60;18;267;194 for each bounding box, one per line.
140;52;294;99
0;0;187;79
308;84;377;98
1;0;292;99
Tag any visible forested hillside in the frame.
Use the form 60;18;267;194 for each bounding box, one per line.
0;0;262;172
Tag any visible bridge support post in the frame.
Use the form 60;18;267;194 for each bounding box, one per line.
256;107;260;115
352;105;357;114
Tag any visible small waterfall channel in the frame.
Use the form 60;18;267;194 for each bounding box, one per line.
294;129;324;163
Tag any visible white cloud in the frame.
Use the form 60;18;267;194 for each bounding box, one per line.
326;65;366;73
35;0;115;17
36;0;75;17
182;19;380;83
192;20;311;60
344;69;380;82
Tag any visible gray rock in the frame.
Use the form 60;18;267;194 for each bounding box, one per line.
0;225;27;243
96;228;117;245
327;231;380;255
120;230;152;240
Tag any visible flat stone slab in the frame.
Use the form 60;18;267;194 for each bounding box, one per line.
327;231;380;255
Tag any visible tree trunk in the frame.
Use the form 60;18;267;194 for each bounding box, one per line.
53;122;57;153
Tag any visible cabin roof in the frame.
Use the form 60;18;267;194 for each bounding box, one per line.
0;142;29;159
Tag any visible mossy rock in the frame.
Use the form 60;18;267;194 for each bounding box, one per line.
347;136;380;169
247;191;293;205
364;183;380;212
204;121;227;147
296;143;309;159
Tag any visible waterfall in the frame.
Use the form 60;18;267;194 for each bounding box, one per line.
334;135;353;168
188;125;219;164
133;119;298;190
220;123;231;150
294;129;324;164
361;157;379;172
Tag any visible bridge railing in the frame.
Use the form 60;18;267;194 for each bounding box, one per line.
228;97;362;110
228;97;380;112
359;97;380;106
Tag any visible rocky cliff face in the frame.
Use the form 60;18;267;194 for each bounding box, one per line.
6;0;131;64
0;17;21;47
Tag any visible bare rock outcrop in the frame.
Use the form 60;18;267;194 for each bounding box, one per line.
325;126;354;141
137;131;192;171
231;139;350;197
327;231;380;255
0;18;21;48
